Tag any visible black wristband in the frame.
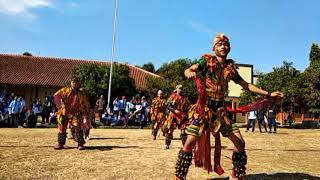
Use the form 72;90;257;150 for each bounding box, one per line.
267;92;271;96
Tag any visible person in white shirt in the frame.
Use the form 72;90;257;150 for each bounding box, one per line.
246;110;257;132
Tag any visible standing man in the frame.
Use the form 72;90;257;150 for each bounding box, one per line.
174;33;283;180
96;95;105;122
246;110;257;132
256;108;268;133
118;96;127;126
150;90;166;140
42;96;53;125
53;77;90;150
8;96;21;127
266;106;277;133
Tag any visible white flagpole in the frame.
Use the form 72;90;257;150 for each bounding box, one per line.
107;0;118;110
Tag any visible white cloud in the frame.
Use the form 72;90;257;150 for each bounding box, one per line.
0;0;53;19
69;2;80;8
187;20;217;35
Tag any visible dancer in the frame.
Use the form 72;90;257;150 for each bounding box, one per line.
164;85;189;149
53;77;90;150
150;90;166;140
174;33;283;179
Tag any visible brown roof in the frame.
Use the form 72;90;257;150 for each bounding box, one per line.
0;54;159;90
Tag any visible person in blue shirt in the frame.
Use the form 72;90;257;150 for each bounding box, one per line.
8;96;21;127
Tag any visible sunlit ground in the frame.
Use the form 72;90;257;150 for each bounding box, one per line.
0;128;319;180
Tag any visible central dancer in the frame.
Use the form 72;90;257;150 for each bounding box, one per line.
174;33;283;180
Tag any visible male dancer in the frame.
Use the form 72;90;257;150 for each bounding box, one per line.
174;33;283;179
164;85;189;149
53;77;90;150
150;90;166;140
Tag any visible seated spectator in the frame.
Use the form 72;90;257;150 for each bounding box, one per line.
49;107;57;125
25;110;37;128
100;108;113;125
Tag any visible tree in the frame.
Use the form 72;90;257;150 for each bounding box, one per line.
72;63;136;107
303;43;320;117
23;52;32;56
240;61;304;111
146;58;198;102
141;62;155;73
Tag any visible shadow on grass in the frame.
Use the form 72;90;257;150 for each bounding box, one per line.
216;147;320;152
84;145;139;151
88;137;125;140
0;145;139;151
210;172;320;180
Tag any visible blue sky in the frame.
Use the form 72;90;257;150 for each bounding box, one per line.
0;0;319;73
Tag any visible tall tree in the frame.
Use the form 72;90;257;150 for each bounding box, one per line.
303;43;320;117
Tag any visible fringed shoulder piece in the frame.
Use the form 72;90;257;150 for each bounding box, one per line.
224;59;239;80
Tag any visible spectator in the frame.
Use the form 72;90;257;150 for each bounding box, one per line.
42;96;53;125
118;96;127;127
102;108;115;126
18;96;27;128
141;96;149;123
246;110;257;132
25;109;37;128
32;98;42;123
267;107;277;133
8;96;21;127
126;101;135;126
113;97;119;122
96;95;105;122
256;109;268;133
49;107;57;125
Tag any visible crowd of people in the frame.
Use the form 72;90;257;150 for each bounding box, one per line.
99;95;150;128
245;108;295;133
0;91;57;128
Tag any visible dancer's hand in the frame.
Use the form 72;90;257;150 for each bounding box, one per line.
174;110;180;115
270;91;284;98
184;69;196;79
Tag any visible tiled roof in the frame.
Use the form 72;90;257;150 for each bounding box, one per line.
0;54;159;90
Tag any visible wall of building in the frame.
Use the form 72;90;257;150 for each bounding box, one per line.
228;65;253;97
226;65;253;123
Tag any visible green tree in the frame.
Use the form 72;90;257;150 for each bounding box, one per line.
141;62;155;73
72;63;136;107
303;43;320;117
146;58;198;102
240;61;304;111
23;52;32;56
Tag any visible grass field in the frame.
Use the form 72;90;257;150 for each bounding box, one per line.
0;127;319;180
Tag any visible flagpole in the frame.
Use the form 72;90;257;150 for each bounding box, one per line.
107;0;118;110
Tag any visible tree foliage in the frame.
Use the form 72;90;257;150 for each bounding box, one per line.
72;63;136;107
141;62;155;73
146;58;198;102
239;61;304;111
303;43;320;114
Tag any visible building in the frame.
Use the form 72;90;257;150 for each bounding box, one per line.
227;63;254;123
0;54;254;123
0;54;159;108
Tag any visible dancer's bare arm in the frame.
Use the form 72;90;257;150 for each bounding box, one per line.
237;79;283;98
184;64;199;79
